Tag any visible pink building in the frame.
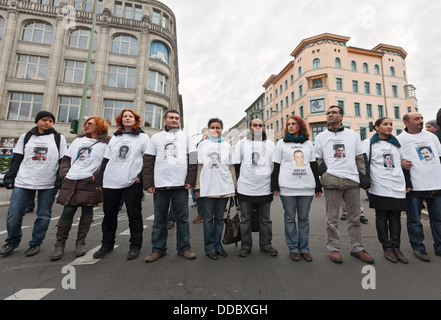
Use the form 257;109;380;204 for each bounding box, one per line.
263;33;418;143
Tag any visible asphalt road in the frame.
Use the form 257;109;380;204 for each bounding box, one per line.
1;192;441;302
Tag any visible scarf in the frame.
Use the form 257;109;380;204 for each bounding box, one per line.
370;132;401;148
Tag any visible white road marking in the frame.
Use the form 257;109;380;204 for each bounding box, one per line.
0;226;29;235
70;245;119;266
5;288;55;300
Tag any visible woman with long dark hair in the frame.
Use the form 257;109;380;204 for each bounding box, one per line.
271;115;322;262
93;109;150;260
364;117;408;263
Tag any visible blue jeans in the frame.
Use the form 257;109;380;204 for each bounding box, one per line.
280;195;313;253
239;201;273;250
6;187;57;246
151;188;191;254
406;194;441;253
202;197;229;254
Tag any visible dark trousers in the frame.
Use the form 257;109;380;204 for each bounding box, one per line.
102;182;144;250
375;209;402;250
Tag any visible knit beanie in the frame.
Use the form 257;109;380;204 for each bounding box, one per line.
35;111;55;123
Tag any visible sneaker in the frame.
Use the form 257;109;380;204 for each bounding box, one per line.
340;213;347;221
351;250;375;264
239;248;250;257
413;249;430;262
127;248;140;260
24;244;40;257
360;215;369;224
192;215;203;224
261;246;278;256
178;250;197;260
0;242;19;256
93;247;113;259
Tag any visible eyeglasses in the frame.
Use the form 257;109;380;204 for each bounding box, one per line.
252;124;264;127
85;122;97;126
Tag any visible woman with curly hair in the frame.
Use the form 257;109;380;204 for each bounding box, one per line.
93;109;150;260
50;117;111;261
271;115;322;262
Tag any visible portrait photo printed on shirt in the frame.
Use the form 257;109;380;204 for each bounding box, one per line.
115;142;131;162
333;143;346;159
32;146;48;161
416;145;435;163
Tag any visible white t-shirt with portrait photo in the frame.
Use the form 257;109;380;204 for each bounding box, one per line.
233;139;274;196
198;139;235;197
103;133;150;189
13;133;67;190
65;136;108;180
397;130;441;191
314;129;364;184
145;129;197;188
274;139;316;196
362;139;406;199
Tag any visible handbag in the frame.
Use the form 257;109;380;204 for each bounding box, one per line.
222;197;241;246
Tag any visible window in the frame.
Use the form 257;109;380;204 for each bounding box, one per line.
360;127;367;140
366;104;373;117
394;106;400;119
290;75;294;85
111;34;138;55
311;125;326;141
152;8;170;30
376;83;382;96
63;60;94;84
107;65;136;89
22;21;53;44
285;80;288;90
374;64;380;75
104;99;133;124
354;103;361;116
299;105;304;118
378;105;384;118
390;66;396;77
352;80;359;93
298;66;302;78
57;96;90;123
148;70;167;95
336;78;343;91
364;82;370;94
275;89;278;98
392;85;398;97
29;0;59;5
280;100;283;110
312;79;323;89
145;103;164;129
335;58;341;68
115;1;142;21
7;92;43;121
280;85;283;94
74;0;102;13
363;63;369;73
0;16;4;39
351;61;357;71
69;28;97;50
15;54;48;80
299;85;303;97
313;58;321;69
291;92;295;104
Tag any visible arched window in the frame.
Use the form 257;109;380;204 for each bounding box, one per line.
335;57;341;68
298;66;302;78
351;60;357;71
363;63;369;73
111;34;138;55
390;66;396;77
22;21;53;44
313;58;321;69
150;41;169;64
374;64;380;75
69;28;97;50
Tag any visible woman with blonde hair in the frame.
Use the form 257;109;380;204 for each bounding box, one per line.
51;117;110;260
93;109;150;260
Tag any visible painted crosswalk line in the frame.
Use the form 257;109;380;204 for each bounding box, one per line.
5;288;55;300
70;245;119;266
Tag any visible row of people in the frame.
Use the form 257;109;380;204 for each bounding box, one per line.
1;107;441;265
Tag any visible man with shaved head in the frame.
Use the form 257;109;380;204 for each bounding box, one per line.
397;112;441;262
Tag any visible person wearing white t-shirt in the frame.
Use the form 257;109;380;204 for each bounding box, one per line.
143;110;197;263
314;105;374;264
271;116;322;262
1;111;67;257
195;118;237;260
93;109;150;261
233;119;277;258
50;117;111;261
364;117;408;264
397;112;441;262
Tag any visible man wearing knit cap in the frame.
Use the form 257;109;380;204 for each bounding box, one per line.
425;119;441;143
0;111;67;257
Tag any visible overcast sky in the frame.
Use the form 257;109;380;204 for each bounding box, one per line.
161;0;441;137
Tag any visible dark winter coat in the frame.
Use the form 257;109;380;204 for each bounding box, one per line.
57;133;111;206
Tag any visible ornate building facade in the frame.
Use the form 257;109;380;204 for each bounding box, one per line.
0;0;181;142
263;33;418;143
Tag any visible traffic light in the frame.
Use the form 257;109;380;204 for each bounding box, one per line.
368;121;374;132
70;120;78;134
